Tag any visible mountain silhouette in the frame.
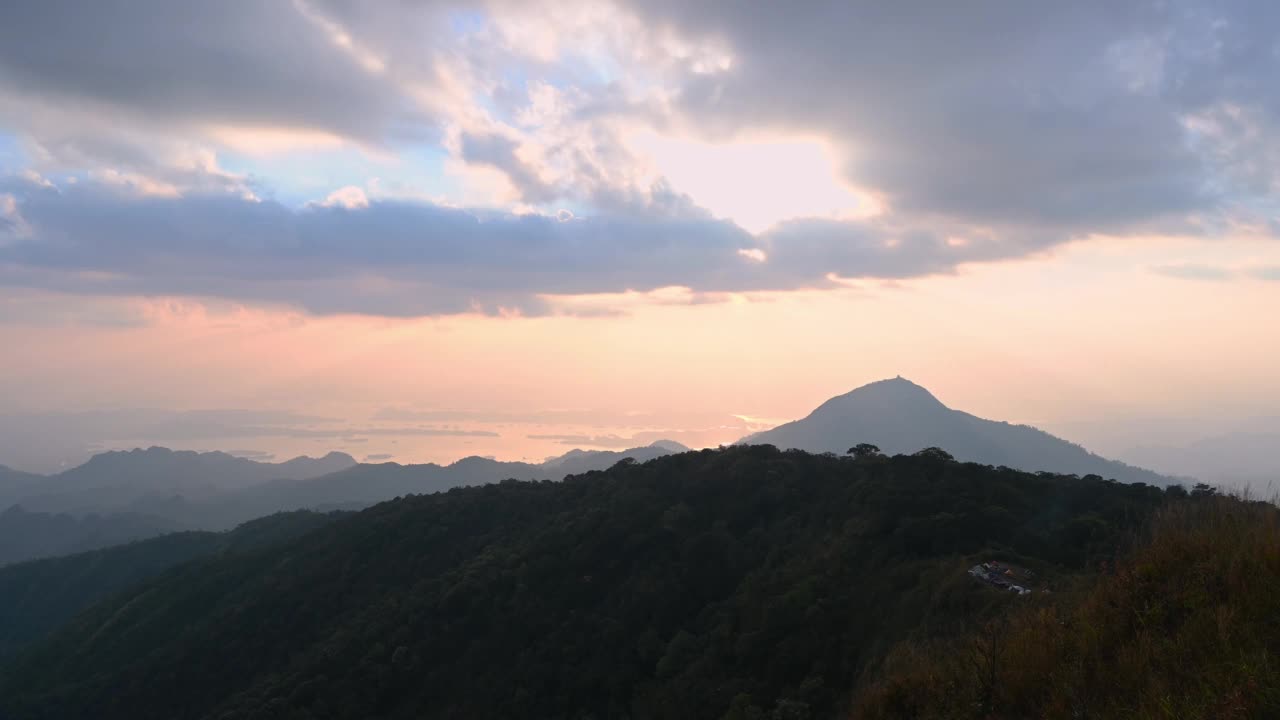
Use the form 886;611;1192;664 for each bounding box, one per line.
743;377;1171;484
0;448;357;512
0;466;42;498
186;442;690;528
57;447;357;491
1;442;689;532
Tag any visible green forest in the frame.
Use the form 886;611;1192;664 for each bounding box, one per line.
0;446;1273;719
0;510;342;661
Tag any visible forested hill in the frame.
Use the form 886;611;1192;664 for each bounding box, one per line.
0;505;178;566
0;510;344;662
0;445;1183;720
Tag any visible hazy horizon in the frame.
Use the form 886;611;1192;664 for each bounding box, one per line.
3;373;1277;480
2;2;1279;478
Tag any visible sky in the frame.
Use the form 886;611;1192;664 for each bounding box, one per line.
1;0;1279;473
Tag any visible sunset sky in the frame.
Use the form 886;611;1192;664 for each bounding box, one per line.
2;1;1279;473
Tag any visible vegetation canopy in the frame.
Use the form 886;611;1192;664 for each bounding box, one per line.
0;445;1200;720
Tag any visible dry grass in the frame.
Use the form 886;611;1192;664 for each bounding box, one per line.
852;495;1280;720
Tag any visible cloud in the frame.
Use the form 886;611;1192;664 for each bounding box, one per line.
0;289;150;327
1252;266;1280;281
226;449;277;461
257;427;500;439
599;0;1280;238
1152;263;1236;281
375;407;672;426
529;429;717;449
0;174;1073;315
2;1;1279;320
315;185;371;209
364;453;395;461
0;0;426;144
1152;263;1280;282
459;132;560;204
0;1;452;201
528;433;646;448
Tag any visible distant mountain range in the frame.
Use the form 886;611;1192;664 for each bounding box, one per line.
0;447;358;514
137;441;689;529
742;377;1172;485
0;442;691;562
0;465;42;492
0;377;1189;565
0;449;362;564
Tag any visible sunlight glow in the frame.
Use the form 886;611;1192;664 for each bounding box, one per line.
627;131;879;234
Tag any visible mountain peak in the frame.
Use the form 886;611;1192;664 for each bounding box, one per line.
741;378;1171;484
279;451;357;466
818;376;946;415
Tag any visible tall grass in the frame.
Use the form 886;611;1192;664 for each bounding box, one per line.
852;494;1280;719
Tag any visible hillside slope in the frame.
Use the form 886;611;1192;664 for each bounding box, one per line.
2;444;684;532
854;494;1280;719
150;442;687;529
0;446;1180;720
746;378;1170;484
0;506;178;566
0;510;343;662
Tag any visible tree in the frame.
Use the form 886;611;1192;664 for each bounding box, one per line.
1191;483;1218;498
913;447;954;462
846;443;882;459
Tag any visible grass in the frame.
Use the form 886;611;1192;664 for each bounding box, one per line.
851;493;1280;720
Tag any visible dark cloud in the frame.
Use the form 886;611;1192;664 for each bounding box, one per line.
364;453;395;461
0;0;424;143
0;175;1058;315
615;0;1280;232
460;132;560;204
2;2;1278;317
